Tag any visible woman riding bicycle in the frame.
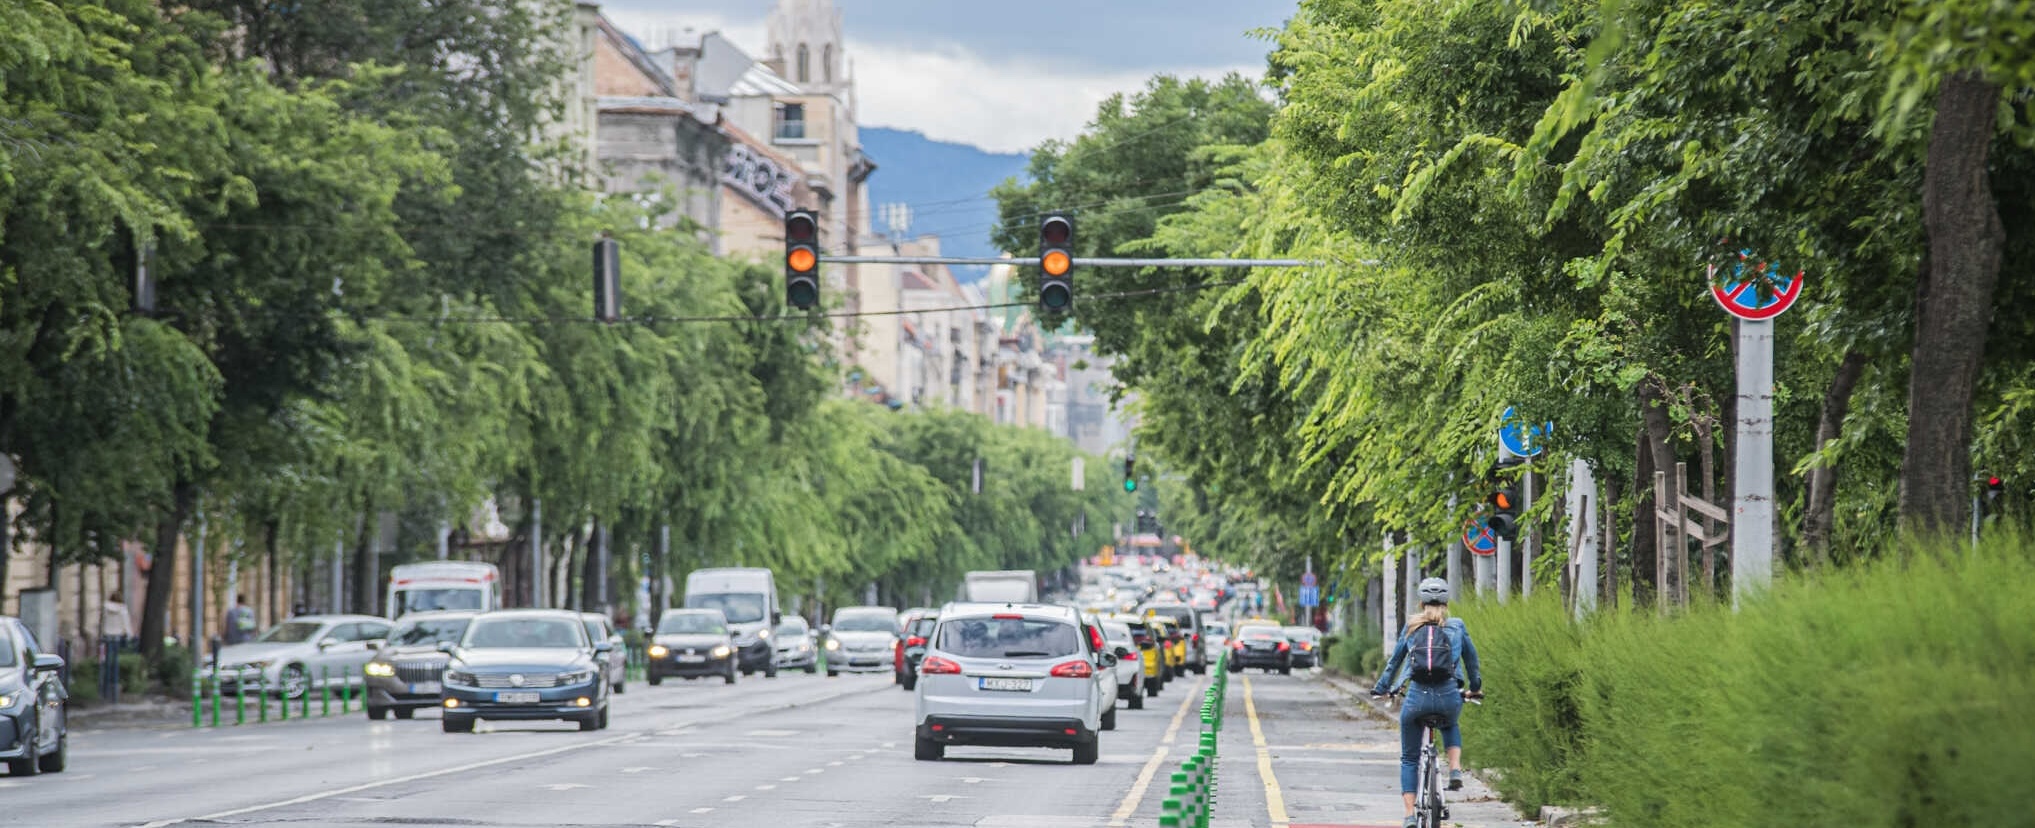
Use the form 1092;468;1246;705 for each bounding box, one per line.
1371;577;1482;828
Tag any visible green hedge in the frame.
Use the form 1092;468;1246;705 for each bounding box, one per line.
1459;538;2035;827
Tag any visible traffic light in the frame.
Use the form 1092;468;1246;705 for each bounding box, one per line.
784;210;820;310
1038;213;1074;312
1123;455;1137;493
593;235;622;322
1487;460;1523;541
1987;475;2005;502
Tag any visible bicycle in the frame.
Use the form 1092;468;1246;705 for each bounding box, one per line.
1376;688;1482;828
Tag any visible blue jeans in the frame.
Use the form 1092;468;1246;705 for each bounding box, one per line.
1398;683;1463;793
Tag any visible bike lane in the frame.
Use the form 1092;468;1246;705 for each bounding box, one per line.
1210;669;1531;828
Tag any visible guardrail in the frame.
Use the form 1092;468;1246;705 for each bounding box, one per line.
189;664;362;727
1160;651;1229;828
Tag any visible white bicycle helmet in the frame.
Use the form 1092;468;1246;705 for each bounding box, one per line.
1416;577;1450;606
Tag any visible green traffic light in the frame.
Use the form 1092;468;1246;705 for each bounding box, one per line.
1124;478;1138;493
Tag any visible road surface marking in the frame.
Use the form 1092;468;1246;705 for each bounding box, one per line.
922;794;963;803
757;784;777;791
656;819;682;825
1244;676;1291;827
1107;675;1206;827
723;795;746;803
621;766;655;773
804;768;824;774
828;761;844;766
746;729;799;737
542;783;591;791
781;775;802;782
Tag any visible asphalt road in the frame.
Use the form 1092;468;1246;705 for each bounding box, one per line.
8;667;1529;828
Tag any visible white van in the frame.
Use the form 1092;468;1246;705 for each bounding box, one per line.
960;570;1038;603
386;562;501;618
684;568;780;677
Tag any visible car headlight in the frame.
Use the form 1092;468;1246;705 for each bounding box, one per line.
0;693;15;709
445;670;477;686
648;645;669;658
825;639;840;651
559;670;594;685
758;629;771;639
364;662;396;678
711;645;732;659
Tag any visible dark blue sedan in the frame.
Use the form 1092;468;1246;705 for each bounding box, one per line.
439;610;612;733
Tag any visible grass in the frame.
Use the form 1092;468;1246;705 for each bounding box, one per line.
1456;536;2035;827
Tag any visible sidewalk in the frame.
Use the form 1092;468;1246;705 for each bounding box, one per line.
66;696;192;731
1208;668;1535;828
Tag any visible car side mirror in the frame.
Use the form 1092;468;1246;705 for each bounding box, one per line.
1113;646;1131;658
366;639;385;651
435;641;456;654
31;654;64;673
317;637;340;651
593;641;614;655
772;610;783;626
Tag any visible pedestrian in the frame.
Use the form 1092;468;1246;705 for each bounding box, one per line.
99;589;135;650
1371;578;1483;828
223;594;258;645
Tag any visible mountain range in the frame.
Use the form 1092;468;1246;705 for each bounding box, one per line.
859;127;1031;282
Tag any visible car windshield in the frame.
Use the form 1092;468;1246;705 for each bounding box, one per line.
658;613;727;635
1239;627;1283;640
393;588;486;614
936;616;1080;659
688;593;766;624
0;625;15;667
774;618;808;637
833;611;897;632
907;618;938;636
581;620;608;642
390;618;469;646
463;617;583;649
1101;622;1133;644
1206;622;1230;636
257;621;325;644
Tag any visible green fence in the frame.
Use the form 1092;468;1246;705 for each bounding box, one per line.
189;664;362;727
1160;651;1229;828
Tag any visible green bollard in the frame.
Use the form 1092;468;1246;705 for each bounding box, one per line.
209;664;221;727
299;674;310;718
235;668;248;725
190;671;201;728
258;671;269;723
320;666;331;717
279;674;288;721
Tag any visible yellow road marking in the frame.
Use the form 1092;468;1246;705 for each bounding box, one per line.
1244;676;1290;827
1107;674;1205;827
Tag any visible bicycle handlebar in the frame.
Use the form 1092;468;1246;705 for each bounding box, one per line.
1371;689;1485;702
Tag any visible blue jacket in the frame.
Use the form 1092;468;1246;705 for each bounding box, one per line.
1372;617;1481;695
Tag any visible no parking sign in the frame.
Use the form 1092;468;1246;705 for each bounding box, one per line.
1710;250;1803;321
1462;518;1498;557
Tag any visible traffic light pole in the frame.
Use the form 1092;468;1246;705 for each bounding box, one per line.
820;255;1325;268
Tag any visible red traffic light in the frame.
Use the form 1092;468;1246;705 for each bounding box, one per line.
1041;215;1072;246
786;212;817;244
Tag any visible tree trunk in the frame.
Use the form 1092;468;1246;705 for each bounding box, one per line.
1631;429;1658;608
141;480;196;662
579;517;602;613
1601;475;1619;609
351;500;378;616
263;519;281;627
1803;351;1870;563
1900;71;2005;536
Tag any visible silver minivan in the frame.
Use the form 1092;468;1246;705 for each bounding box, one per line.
912;603;1114;765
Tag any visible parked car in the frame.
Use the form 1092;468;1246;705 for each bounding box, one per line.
772;615;819;673
1282;626;1323;669
824;606;899;677
212;614;392;699
913;603;1113;765
893;608;939;690
646;609;738;685
1227;624;1292;674
363;611;476;720
1140;602;1208;675
1098;619;1145;710
579;613;627;694
440;610;612;732
0;616;66;776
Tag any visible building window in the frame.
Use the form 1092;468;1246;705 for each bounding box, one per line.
823;45;834;83
775;102;807;140
796;43;810;83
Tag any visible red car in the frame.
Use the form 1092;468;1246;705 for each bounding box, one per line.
893;608;940;690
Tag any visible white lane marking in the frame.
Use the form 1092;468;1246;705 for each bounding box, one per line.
723;795;746;803
681;752;710;758
827;760;844;767
959;777;988;784
804;768;823;774
132;732;635;828
881;741;897;748
745;729;799;737
543;783;590;791
657;819;682;825
780;776;802;782
622;766;656;773
689;808;714;815
922;794;963;803
756;784;777;790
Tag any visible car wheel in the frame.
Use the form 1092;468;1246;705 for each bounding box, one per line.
647;674;663;686
597;706;610;730
6;724;37;777
36;731;65;774
1100;705;1117;732
913;736;944;761
765;661;778;679
441;717;474;734
1227;660;1241;674
1144;680;1160;698
577;713;600;732
826;668;839;677
724;665;738;685
1071;739;1099;766
901;674;917;691
394;708;416;720
367;706;390;721
1280;664;1292;675
279;664;309;700
803;663;817;674
1128;690;1145;710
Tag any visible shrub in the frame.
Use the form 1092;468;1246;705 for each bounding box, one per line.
151;645;195;700
1458;537;2035;827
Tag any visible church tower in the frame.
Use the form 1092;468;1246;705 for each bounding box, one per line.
766;0;847;95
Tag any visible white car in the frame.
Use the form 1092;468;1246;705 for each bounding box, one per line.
210;614;392;699
913;603;1115;765
1099;620;1145;710
1202;620;1231;661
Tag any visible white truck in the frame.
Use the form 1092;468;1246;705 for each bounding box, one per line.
684;568;781;677
385;562;501;618
959;570;1039;604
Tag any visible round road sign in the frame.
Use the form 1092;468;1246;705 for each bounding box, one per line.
1499;406;1550;458
1709;250;1803;320
1462;518;1498;557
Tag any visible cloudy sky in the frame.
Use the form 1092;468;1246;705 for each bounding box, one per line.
602;0;1297;153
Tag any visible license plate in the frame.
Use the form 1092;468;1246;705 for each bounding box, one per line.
409;681;441;695
495;691;541;704
978;677;1033;692
678;655;705;663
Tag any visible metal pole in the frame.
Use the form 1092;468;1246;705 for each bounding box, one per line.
1402;542;1420;613
1732;319;1776;606
436;520;449;560
1445;494;1462;602
1521;469;1534;599
818;255;1337;268
1494;535;1511;606
529;499;544;609
1380;533;1397;658
329;539;343;615
190;508;207;655
1570;459;1600;619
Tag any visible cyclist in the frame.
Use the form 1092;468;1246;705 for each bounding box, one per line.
1370;577;1482;828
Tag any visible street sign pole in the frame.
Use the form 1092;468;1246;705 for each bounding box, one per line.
1732;319;1776;606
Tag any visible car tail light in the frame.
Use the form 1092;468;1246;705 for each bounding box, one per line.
1231;641;1244;650
1193;633;1201;644
1124;650;1138;660
1277;642;1291;652
1300;642;1314;651
992;613;1025;620
905;636;926;647
920;656;962;675
1049;660;1093;678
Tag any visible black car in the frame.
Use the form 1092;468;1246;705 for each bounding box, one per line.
645;609;737;685
0;616;67;776
363;611;476;720
440;610;613;733
1226;624;1292;674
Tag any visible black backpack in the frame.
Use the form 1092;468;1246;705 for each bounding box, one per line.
1406;622;1457;686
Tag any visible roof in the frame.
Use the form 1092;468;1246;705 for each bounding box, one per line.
598;95;692;115
729;61;802;97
